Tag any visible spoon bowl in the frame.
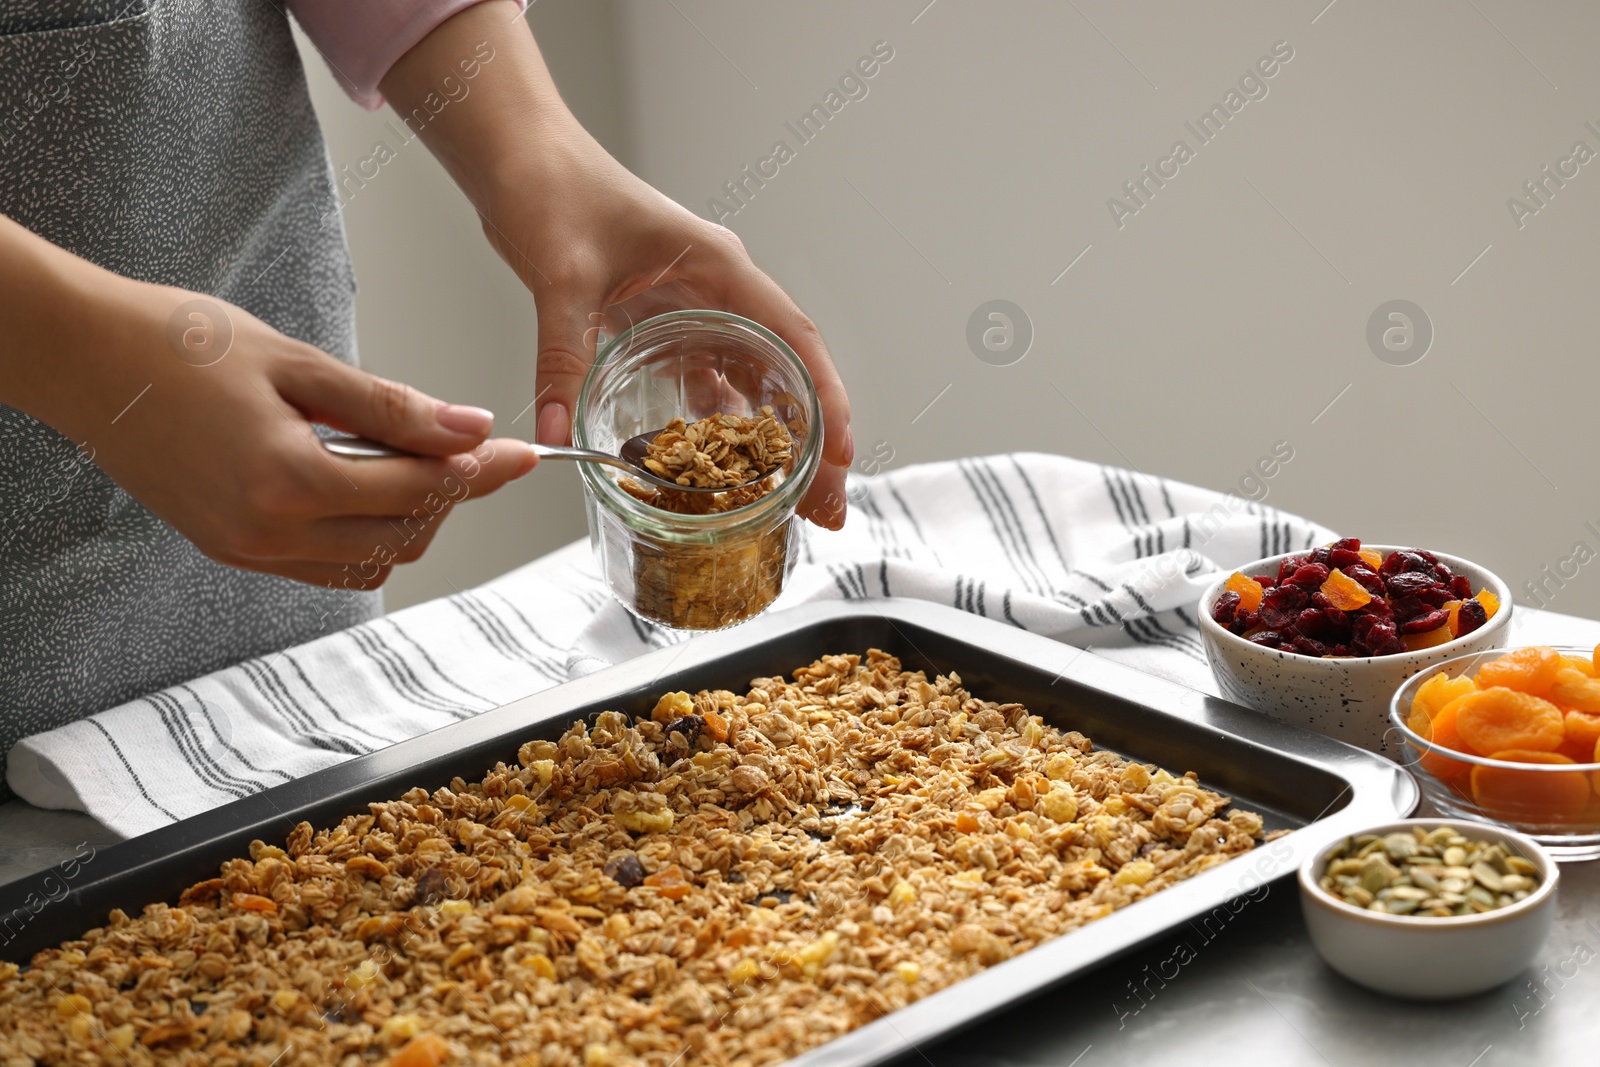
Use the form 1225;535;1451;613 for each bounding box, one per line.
321;430;778;495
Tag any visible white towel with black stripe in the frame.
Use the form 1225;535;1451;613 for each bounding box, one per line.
6;452;1334;836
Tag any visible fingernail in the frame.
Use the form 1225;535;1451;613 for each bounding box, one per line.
437;403;494;436
843;426;855;466
537;402;569;446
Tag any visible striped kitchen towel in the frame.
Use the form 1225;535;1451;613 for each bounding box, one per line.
6;452;1333;836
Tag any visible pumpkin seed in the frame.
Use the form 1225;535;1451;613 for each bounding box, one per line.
1316;826;1541;918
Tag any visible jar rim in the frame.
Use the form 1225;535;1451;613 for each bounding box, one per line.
573;309;823;537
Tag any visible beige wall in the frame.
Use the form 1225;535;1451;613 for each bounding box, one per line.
302;2;1600;620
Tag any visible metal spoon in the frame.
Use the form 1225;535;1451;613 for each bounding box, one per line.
321;431;777;495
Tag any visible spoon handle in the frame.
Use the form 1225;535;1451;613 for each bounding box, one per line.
320;435;635;474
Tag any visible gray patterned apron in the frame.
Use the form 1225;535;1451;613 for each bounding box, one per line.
0;0;381;799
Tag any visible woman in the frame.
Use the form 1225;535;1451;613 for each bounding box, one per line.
0;0;852;794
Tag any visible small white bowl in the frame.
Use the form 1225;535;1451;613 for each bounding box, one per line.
1299;819;1557;999
1198;545;1511;753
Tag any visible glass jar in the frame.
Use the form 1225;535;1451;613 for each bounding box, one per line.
574;310;821;631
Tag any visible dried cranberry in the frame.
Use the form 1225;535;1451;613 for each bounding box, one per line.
1258;586;1309;629
604;852;647;888
1389;596;1428;623
1415;549;1439;564
1230;609;1260;635
1328;643;1355;657
1357;597;1394;620
1310;592;1334;611
1292;635;1328;657
1400;609;1449;635
1330;537;1362;554
1296;608;1327;637
1321;608;1352;639
1352;614;1398;651
1213;590;1242;626
1449;575;1474;600
1344;564;1385;596
1255;575;1277;589
666;715;704;746
1287;563;1330;589
1310;546;1334;566
1380;550;1429;578
1329;546;1363;569
1418;585;1454;608
1385;571;1437;597
1277;556;1305;583
1248;630;1284;647
410;868;449;908
1456;599;1488;636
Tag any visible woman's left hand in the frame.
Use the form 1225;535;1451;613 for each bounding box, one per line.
380;3;853;529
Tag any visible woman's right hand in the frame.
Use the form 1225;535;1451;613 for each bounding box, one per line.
0;210;538;591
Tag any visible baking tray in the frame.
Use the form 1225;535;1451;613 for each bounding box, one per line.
0;598;1417;1063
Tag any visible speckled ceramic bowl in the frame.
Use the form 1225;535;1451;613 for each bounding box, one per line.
1299;819;1557;999
1198;545;1511;754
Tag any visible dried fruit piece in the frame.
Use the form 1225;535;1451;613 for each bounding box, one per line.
1286;563;1330;590
390;1034;452;1067
231;892;277;913
1212;590;1242;627
1358;547;1385;570
1319;568;1373;611
1454;687;1565;754
1414;694;1476;784
1225;572;1265;614
1558;710;1600;763
603;853;646;888
1552;668;1600;714
1401;624;1455;652
1561;654;1597;678
1475;646;1561;697
1471;751;1592;821
1399;609;1450;636
1475;588;1500;618
1411;671;1478;724
642;865;691;901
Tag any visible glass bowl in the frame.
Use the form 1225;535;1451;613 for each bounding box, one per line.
573;310;822;631
1390;646;1600;861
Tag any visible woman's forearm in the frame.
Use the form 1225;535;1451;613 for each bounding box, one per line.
0;212;138;438
377;0;570;217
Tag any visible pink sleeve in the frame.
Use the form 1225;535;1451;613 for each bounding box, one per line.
286;0;525;110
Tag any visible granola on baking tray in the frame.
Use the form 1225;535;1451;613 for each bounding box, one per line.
0;651;1268;1067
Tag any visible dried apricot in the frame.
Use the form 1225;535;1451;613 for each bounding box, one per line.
1562;654;1597;678
1416;695;1476;784
1474;646;1561;697
1224;572;1265;614
1475;588;1500;619
1551;668;1600;714
1401;624;1454;652
1455;687;1565;753
1358;548;1384;571
642;866;690;901
1471;750;1592;821
702;709;730;743
231;893;278;913
1411;672;1476;723
1560;710;1600;762
1319;569;1372;611
390;1034;451;1067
